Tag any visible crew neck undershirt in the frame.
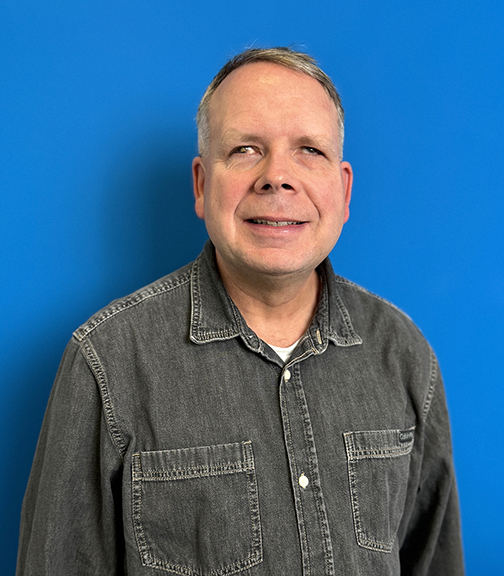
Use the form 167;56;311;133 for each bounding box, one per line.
268;338;301;363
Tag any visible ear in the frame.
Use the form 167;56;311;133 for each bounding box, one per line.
340;161;353;223
192;156;206;220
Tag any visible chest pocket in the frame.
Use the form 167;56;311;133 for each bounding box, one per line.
343;427;415;553
132;441;262;575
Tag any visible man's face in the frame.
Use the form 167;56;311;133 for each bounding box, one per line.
192;62;352;284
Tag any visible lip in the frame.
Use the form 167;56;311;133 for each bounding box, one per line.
247;218;305;227
245;216;307;226
243;217;309;239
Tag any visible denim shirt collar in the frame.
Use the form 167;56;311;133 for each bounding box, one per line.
189;241;362;354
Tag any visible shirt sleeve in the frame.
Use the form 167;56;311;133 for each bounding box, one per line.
399;358;465;575
16;338;125;575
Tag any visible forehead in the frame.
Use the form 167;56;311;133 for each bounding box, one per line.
208;62;339;135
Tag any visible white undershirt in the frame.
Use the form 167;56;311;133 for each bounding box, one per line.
268;338;301;363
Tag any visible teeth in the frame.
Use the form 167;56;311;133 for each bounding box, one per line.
252;219;302;226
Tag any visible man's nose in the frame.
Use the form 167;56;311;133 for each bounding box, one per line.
254;152;298;193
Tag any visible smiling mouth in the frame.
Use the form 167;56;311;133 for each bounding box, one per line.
248;219;305;226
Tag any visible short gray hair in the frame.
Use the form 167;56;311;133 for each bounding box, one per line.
196;47;345;160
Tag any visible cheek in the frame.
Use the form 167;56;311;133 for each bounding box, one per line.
313;184;346;219
209;175;248;213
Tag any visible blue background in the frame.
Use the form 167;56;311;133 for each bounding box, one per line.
2;1;503;573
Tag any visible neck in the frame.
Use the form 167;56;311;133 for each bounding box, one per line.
216;257;321;347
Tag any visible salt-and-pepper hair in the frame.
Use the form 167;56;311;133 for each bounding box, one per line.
196;47;345;160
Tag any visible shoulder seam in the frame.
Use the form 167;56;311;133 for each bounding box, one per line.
333;276;414;323
73;270;192;340
76;336;128;458
422;348;438;422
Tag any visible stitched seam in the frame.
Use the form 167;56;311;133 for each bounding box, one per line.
333;276;415;323
344;434;365;548
347;445;414;459
140;463;248;480
422;348;438;422
74;272;191;340
132;454;152;566
344;431;410;553
78;337;126;458
285;347;314;370
332;289;363;345
132;442;262;575
243;441;263;564
295;375;335;575
190;258;240;343
280;380;311;576
344;435;394;553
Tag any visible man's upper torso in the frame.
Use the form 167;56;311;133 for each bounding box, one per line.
18;241;462;575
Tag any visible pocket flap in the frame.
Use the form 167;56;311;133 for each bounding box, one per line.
344;427;415;461
134;441;254;480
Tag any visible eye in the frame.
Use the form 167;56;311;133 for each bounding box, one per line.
301;146;324;156
231;145;257;155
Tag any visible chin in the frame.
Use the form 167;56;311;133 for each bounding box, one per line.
243;257;316;279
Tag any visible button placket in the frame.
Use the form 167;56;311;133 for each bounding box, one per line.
279;362;335;575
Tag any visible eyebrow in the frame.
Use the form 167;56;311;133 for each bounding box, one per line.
219;131;265;147
296;135;338;153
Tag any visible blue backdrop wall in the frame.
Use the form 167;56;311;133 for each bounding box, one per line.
2;1;503;573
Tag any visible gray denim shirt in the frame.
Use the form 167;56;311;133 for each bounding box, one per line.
17;241;464;575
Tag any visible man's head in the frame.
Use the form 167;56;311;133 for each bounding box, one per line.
197;47;345;161
192;48;352;288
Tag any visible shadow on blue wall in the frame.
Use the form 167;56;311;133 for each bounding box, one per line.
102;134;207;298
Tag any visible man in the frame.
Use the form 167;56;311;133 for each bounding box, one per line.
17;47;464;575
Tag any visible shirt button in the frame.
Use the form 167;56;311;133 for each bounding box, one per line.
284;369;291;381
299;474;309;489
